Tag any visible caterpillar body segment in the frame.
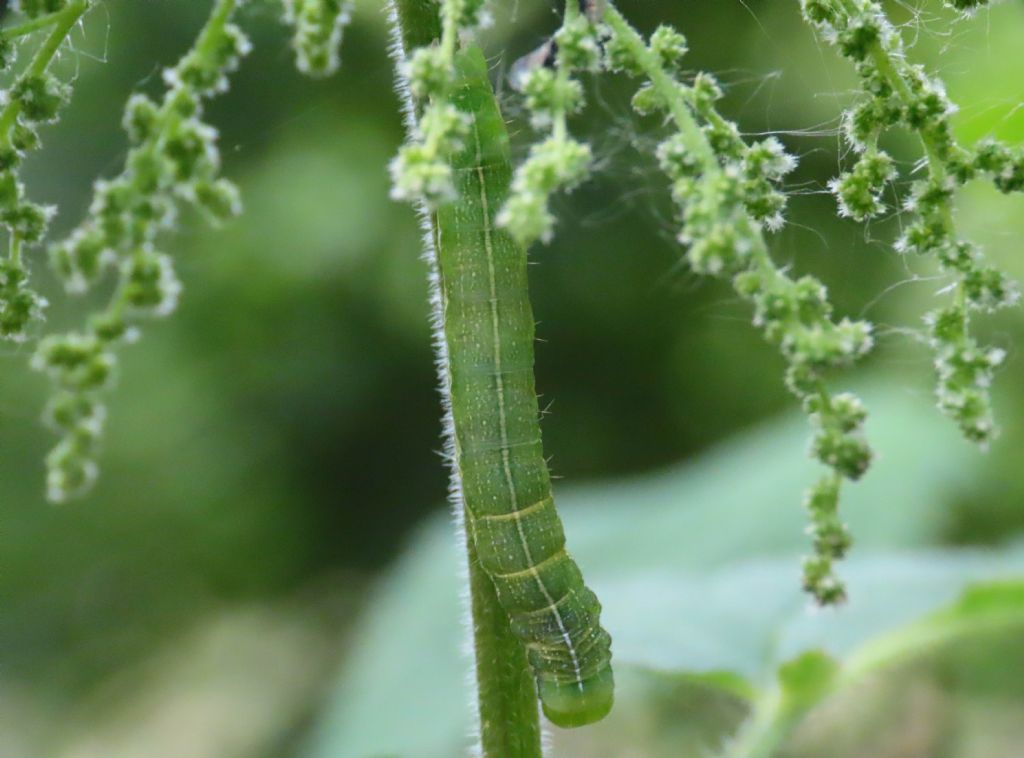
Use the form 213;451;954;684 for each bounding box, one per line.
435;46;613;729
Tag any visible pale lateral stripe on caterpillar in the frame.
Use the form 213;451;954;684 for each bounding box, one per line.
435;46;614;728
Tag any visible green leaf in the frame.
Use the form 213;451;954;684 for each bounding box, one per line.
844;580;1024;682
777;652;838;720
303;380;1016;758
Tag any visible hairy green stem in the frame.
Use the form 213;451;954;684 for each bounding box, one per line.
466;534;545;757
724;690;796;758
390;3;544;755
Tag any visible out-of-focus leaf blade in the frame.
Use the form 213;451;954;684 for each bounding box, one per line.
304;381;1017;758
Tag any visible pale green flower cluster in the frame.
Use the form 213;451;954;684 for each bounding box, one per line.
497;5;601;246
801;0;1022;446
282;0;354;77
35;0;250;502
0;0;90;342
389;0;488;207
0;0;360;502
603;6;874;605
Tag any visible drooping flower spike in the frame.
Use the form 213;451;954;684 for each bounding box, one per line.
801;0;1022;446
601;4;874;605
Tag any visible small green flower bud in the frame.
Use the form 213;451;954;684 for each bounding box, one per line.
46;431;101;504
389;144;456;206
123;94;162;144
193;178;242;223
522;67;584;128
33;333;115;392
829;151;895;221
830;393;869;433
656;134;701;180
812;428;872;480
744;138;798;182
803;554;847;605
894;219;948;256
162;119;219;182
122;247;181;316
650;26;688;69
603;30;644;76
631;83;665;116
962;265;1019;311
689;72;723;114
685;218;755;276
12;73;71;124
801;0;839;26
406;47;453;100
837;18;881;61
946;0;991;14
88;311;129;343
44;392;101;433
555;15;602;72
11;123;41;153
499;137;592;245
282;0;354;78
2;201;55;243
0;259;46;341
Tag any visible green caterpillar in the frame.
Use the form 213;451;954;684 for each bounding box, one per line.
435;47;614;728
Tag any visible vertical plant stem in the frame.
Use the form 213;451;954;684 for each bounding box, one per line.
722;690;796;758
390;3;543;755
466;534;545;756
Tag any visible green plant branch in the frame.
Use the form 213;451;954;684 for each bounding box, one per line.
724;689;796;758
1;6;80;40
725;582;1024;757
467;533;545;757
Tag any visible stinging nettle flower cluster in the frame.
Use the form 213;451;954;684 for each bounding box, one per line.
498;4;601;247
600;6;874;604
0;0;90;342
35;0;251;502
802;0;1023;446
0;0;353;503
389;0;488;207
282;0;354;77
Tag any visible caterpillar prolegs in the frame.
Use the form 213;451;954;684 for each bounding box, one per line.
435;47;614;728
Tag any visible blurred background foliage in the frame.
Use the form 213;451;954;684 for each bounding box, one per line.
1;0;1023;756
